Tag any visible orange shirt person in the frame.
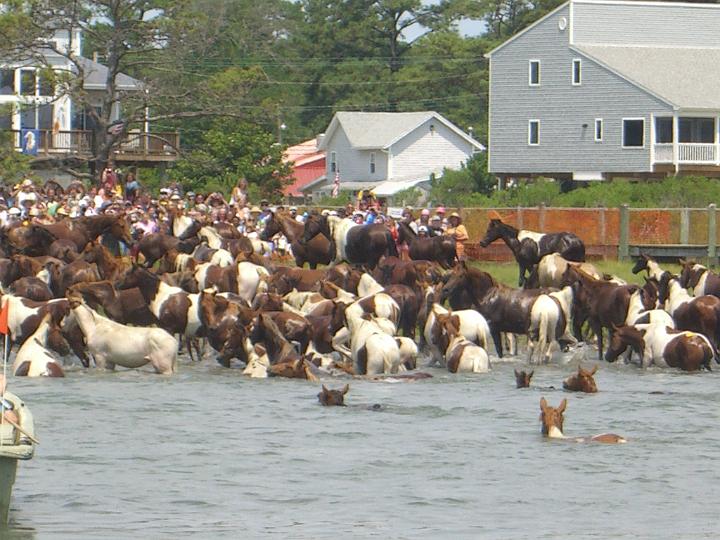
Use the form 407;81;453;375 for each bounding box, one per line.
446;212;469;260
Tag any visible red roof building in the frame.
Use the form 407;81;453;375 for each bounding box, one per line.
282;139;326;199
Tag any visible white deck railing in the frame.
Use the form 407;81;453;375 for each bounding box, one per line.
653;143;717;164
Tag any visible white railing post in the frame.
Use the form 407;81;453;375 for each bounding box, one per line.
672;112;679;174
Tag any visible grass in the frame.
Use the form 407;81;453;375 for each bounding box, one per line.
467;259;681;287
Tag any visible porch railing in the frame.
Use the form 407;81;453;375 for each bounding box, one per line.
7;129;180;161
653;143;717;164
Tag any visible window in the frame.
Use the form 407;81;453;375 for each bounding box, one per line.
38;72;54;97
655;117;673;143
0;69;13;95
622;118;645;148
330;151;337;173
529;60;540;86
679;117;714;143
528;120;540;145
594;119;603;142
370;152;376;174
19;70;36;96
572;59;582;85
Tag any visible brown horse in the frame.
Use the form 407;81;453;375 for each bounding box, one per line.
539;397;626;443
514;369;534;388
260;211;333;269
396;222;457;268
318;384;349;406
440;262;545;356
39;215;132;252
67;281;157;327
562;365;598;393
6;224;57;256
658;272;720;349
82;242;128;281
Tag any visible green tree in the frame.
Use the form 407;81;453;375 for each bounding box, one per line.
173;121;292;200
430;152;495;205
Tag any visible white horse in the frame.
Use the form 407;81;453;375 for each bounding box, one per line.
358;273;385;297
199;226;224;249
13;314;64;377
172;213;196;238
535;253;601;288
341;313;401;375
209;249;234;267
625;288;674;327
528;294;565;364
236;261;269;304
71;300;178;374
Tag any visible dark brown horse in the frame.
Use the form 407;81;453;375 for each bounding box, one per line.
560;265;638;361
479;218;585;287
440;262;546;356
137;233;200;268
6;225;57;256
40;215;132;252
658;272;720;349
396;222;456;268
67;281;157;327
678;259;720;299
260;211;333;269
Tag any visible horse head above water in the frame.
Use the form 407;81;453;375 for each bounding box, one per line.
540;397;626;443
514;369;534;388
318;384;349;406
563;365;598;393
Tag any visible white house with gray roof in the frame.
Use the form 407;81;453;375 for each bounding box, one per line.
305;111;484;199
486;0;720;180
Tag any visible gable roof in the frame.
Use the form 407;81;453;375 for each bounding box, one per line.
318;111;484;151
575;45;720;109
76;56;142;91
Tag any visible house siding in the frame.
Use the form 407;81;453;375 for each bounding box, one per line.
488;4;673;175
573;2;720;48
391;118;475;180
325;127;388;184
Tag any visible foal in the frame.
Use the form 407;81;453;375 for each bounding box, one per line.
563;365;598;393
318;384;349;406
539;397;626;443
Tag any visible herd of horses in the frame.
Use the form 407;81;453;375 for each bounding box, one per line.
2;210;713;444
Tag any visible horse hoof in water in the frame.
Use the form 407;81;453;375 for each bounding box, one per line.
318;384;349;406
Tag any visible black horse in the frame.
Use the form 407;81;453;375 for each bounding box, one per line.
301;214;398;269
479;219;585;287
396;222;457;268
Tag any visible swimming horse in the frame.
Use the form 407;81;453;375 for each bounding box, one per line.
302;214;398;269
539;398;626;444
479;217;585;287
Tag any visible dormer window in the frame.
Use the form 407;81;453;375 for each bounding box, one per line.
529;60;540;86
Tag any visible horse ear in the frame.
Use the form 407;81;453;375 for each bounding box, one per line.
322;384;329;394
678;258;686;265
558;398;567;413
514;368;520;377
589;365;598;376
450;314;461;329
528;370;534;379
342;384;350;395
540;397;548;410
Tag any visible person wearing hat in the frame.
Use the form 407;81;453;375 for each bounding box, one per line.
417;225;429;238
446;212;469;260
15;179;37;208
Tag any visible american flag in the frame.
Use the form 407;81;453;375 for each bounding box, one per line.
331;170;340;198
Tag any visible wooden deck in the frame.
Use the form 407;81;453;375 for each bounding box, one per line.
9;129;180;164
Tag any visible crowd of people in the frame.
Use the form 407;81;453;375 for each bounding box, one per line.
0;171;469;259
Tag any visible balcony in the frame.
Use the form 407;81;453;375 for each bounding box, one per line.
8;129;180;163
654;143;717;164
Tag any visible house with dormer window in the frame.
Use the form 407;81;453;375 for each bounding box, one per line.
486;0;720;181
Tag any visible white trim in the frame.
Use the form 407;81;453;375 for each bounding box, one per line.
528;119;540;146
594;118;603;142
485;2;569;58
573;0;720;10
649;113;655;164
569;0;574;44
622;117;645;149
529;60;541;86
572;58;582;86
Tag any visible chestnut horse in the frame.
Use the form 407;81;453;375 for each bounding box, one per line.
39;215;132;253
479;218;585;287
539;398;626;443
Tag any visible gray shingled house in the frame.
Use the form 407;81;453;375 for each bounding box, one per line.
486;0;720;181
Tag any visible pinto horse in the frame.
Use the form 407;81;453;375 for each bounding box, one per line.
605;323;714;371
539;397;626;443
395;222;456;268
678;259;720;298
479;218;585;287
302;214;398;269
260;211;333;269
440;262;545;357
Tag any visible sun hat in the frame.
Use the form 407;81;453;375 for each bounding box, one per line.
250;206;262;214
449;212;461;219
21;179;33;187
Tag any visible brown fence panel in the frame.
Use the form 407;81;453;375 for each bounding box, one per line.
628;209;679;245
